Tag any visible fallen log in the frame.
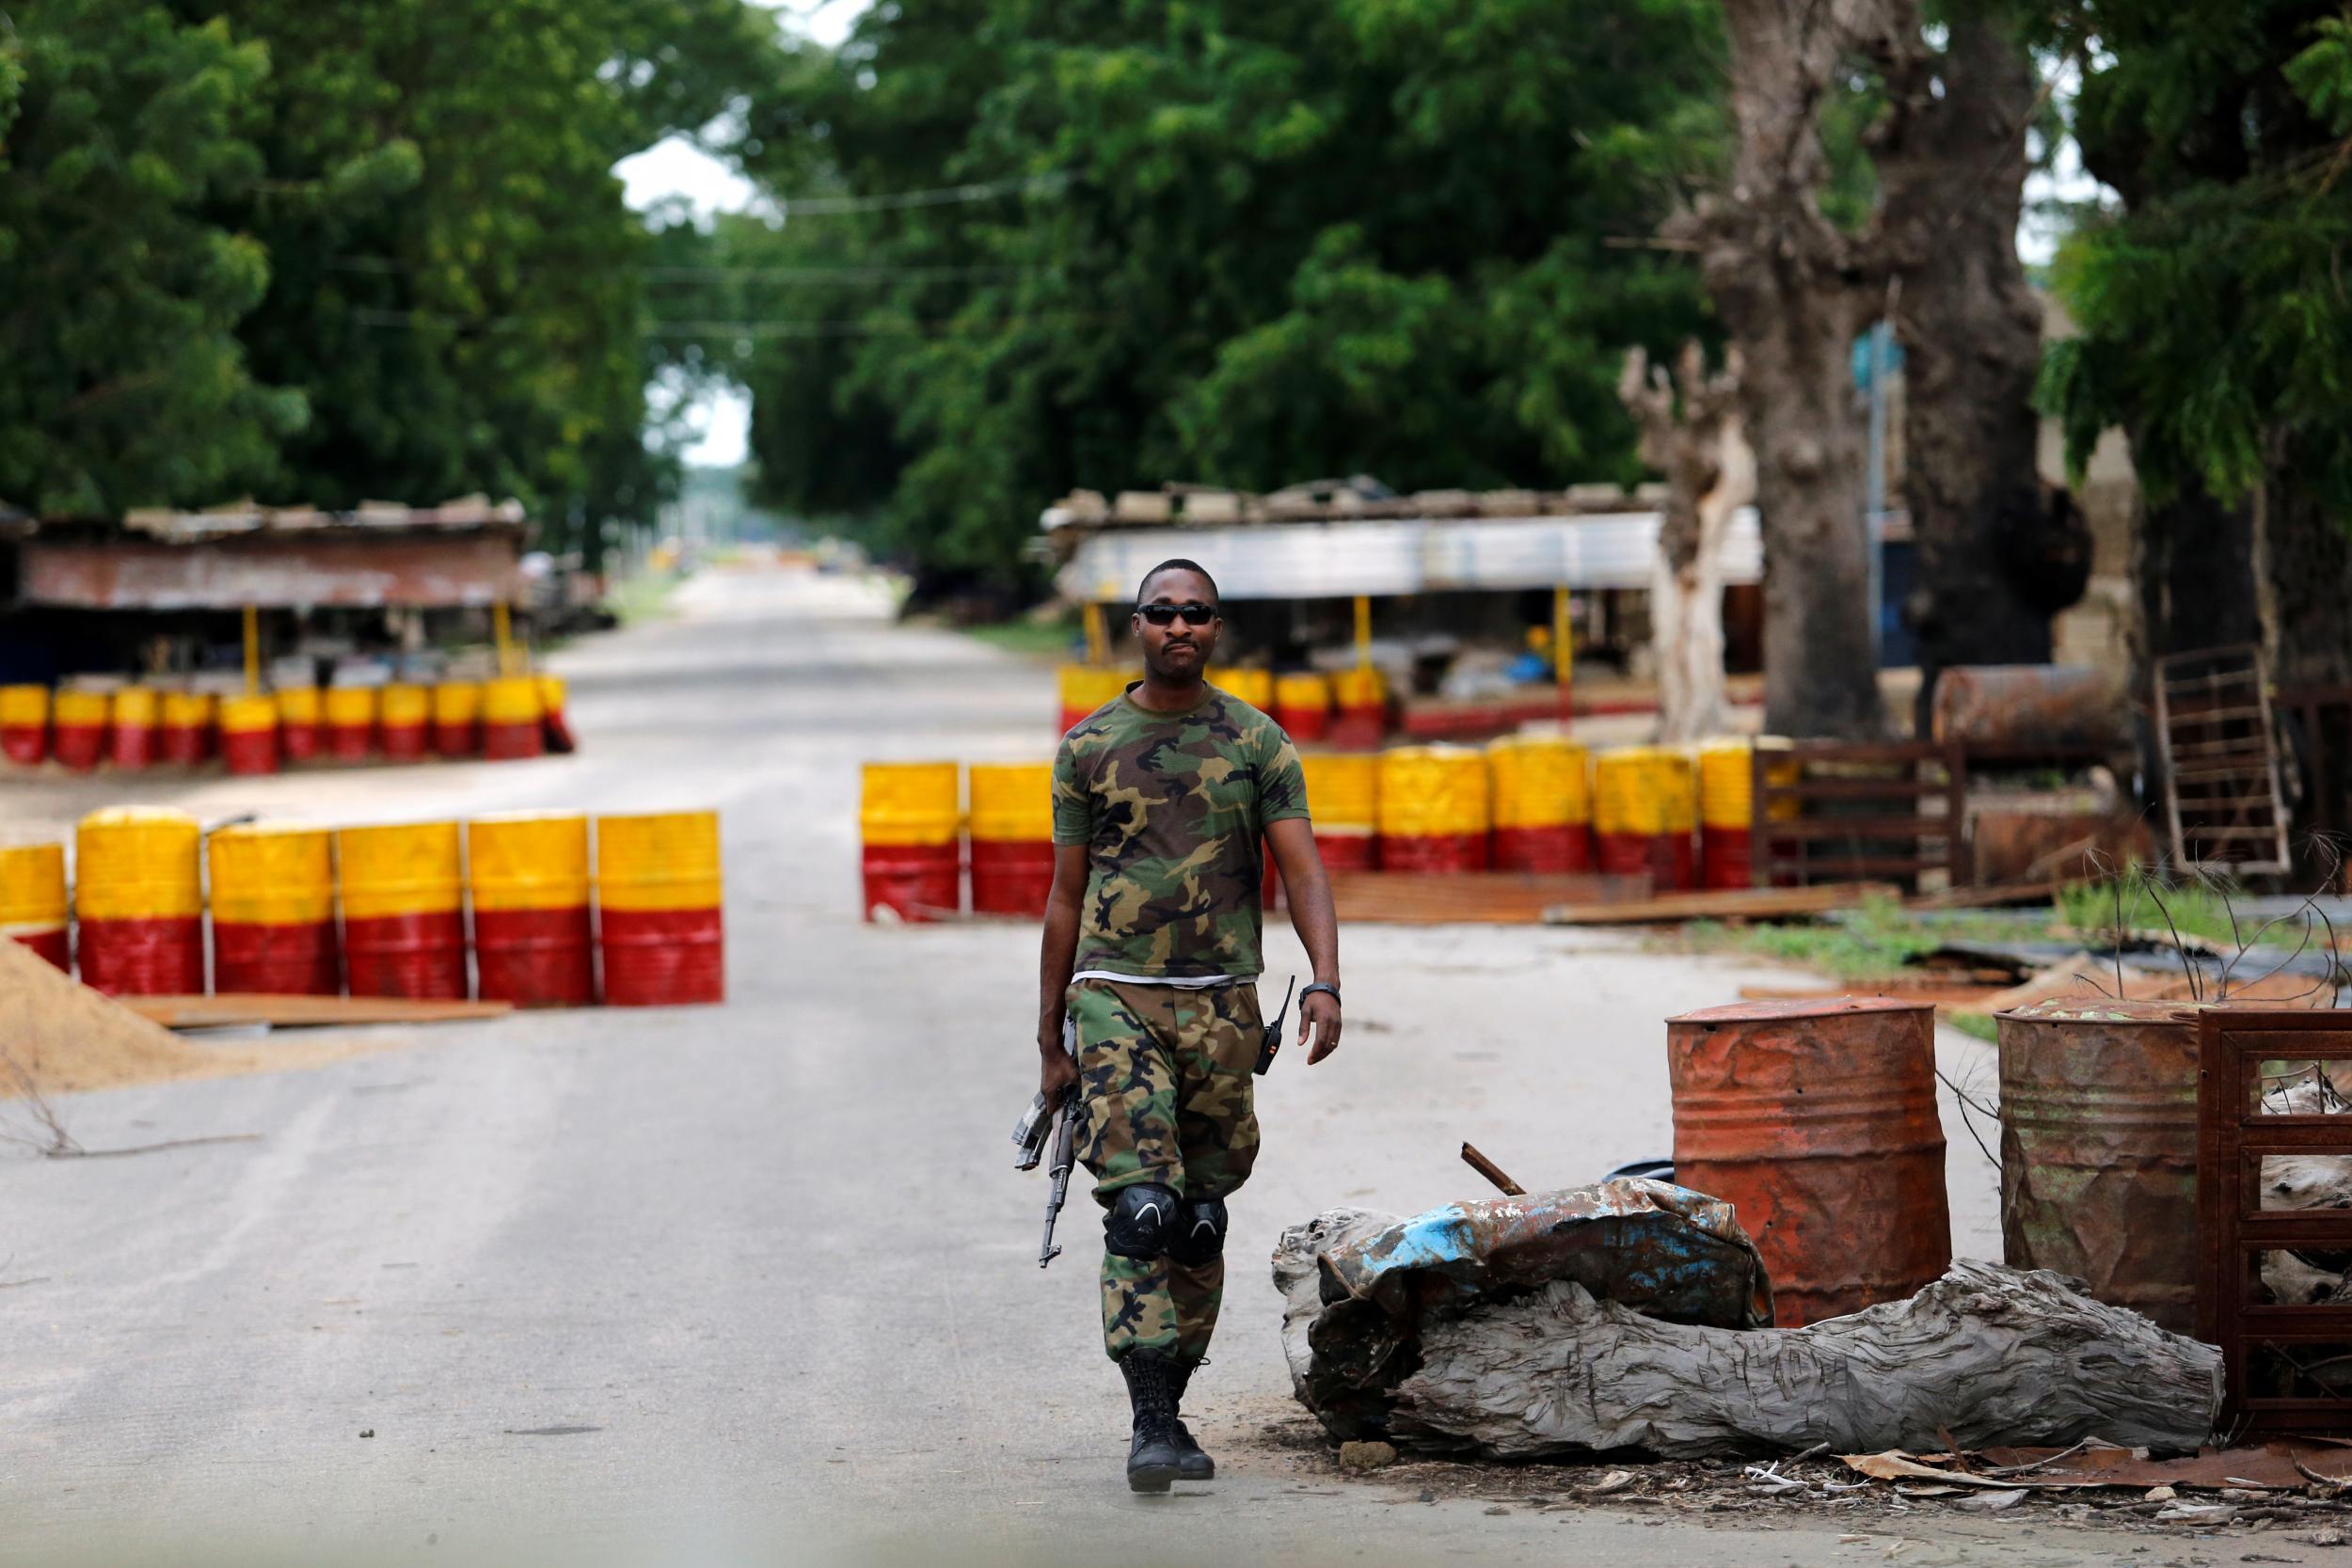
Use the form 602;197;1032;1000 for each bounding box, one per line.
1276;1206;2221;1459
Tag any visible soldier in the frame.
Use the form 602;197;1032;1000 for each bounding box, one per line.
1037;558;1343;1492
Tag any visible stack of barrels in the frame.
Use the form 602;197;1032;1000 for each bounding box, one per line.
968;763;1057;917
470;814;594;1006
596;812;725;1006
1375;746;1490;872
3;808;725;1007
74;808;203;994
859;762;962;921
209;824;338;993
1486;734;1591;873
0;840;69;970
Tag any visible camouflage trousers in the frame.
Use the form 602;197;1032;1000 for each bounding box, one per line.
1068;978;1263;1364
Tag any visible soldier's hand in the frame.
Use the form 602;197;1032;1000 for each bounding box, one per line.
1039;1046;1081;1104
1299;990;1342;1065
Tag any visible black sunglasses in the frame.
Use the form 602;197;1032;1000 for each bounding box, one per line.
1137;602;1216;626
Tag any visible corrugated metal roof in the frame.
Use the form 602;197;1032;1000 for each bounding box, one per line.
1057;509;1763;602
27;496;528;546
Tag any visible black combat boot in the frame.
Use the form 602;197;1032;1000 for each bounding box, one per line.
1165;1358;1215;1481
1119;1351;1184;1493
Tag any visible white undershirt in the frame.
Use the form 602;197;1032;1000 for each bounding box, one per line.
1069;970;1250;989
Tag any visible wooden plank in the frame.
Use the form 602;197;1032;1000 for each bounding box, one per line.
1325;870;1651;925
120;993;516;1029
1541;881;1899;926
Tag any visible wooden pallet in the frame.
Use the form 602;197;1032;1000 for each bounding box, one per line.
1750;741;1965;893
2155;645;2292;876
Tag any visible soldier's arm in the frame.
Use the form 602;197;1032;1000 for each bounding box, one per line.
1264;817;1342;1064
1037;843;1088;1098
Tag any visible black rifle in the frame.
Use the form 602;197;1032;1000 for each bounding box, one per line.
1014;1020;1080;1268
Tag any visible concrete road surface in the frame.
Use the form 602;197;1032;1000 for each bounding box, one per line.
0;569;2245;1567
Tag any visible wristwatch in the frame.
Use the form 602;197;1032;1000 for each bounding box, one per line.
1300;982;1341;1006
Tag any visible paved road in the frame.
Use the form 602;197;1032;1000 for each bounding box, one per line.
0;570;2214;1567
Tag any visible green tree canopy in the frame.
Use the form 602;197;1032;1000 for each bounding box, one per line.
721;0;1727;584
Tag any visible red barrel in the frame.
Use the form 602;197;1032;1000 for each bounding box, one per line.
338;822;468;999
1375;746;1489;872
277;686;323;762
52;689;107;771
433;681;482;758
208;824;338;995
1667;996;1951;1326
159;691;215;766
219;695;280;776
0;841;69;972
469;813;595;1006
596;810;724;1006
74;808;203;995
860;843;960;921
1488;735;1592;874
325;686;376;761
481;677;545;761
1275;673;1332;744
379;683;429;762
1;686;50;766
860;763;961;921
968;763;1054;917
108;688;160;770
1329;668;1387;751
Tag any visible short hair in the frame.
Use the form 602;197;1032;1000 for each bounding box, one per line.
1137;558;1218;605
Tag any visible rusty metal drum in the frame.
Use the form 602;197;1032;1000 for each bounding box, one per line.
1667;995;1950;1326
1994;999;2201;1335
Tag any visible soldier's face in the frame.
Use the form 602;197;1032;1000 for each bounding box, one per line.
1133;571;1220;680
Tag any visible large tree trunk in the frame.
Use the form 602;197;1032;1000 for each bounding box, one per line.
2257;452;2352;689
1678;0;1892;739
1879;19;2090;733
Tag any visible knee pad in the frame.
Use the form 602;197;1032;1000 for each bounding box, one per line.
1104;1182;1179;1259
1168;1196;1228;1267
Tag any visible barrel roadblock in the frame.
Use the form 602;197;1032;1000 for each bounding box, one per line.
277;685;323;761
74;807;203;995
1376;745;1490;872
0;841;69;970
481;675;544;760
325;685;378;761
379;683;430;763
221;694;280;775
339;820;469;1000
0;685;47;765
1697;740;1754;889
860;762;961;921
1487;734;1591;873
596;811;724;1006
209;824;338;994
1274;673;1331;743
1329;668;1387;751
1056;666;1133;733
52;689;107;771
469;813;595;1007
432;681;482;758
108;687;159;771
968;763;1056;917
1301;753;1376;874
160;690;215;767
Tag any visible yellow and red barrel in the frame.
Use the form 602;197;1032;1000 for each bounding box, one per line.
209;823;339;995
968;762;1056;918
1330;667;1387;751
1488;734;1592;873
1698;739;1756;890
108;686;160;771
432;680;483;758
324;685;377;761
74;807;202;995
596;810;724;1006
378;683;430;763
860;761;961;921
1657;749;1698;890
0;839;69;971
1274;673;1332;743
539;673;577;753
469;813;595;1006
1056;666;1132;733
159;689;215;767
1212;667;1276;714
276;684;323;762
220;693;280;776
481;675;545;760
1300;752;1377;874
338;820;468;999
1376;745;1490;872
52;688;107;772
0;685;50;766
1594;748;1663;880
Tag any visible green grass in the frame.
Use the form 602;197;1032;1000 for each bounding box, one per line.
1685;894;1953;978
1947;1012;2001;1043
964;612;1082;659
2054;871;2243;948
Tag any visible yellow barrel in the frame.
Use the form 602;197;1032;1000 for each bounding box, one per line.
1488;734;1591;829
967;762;1056;843
859;761;961;847
276;685;322;726
1276;673;1330;715
1653;750;1697;834
337;821;467;999
221;695;277;736
468;813;591;912
0;840;69;969
1212;668;1275;711
1756;736;1802;822
1698;739;1755;830
160;690;213;729
1301;753;1377;831
596;811;723;913
324;687;376;726
110;686;159;730
469;812;594;1006
596;810;724;1005
208;823;338;993
0;685;47;765
109;686;161;768
380;683;429;726
209;823;335;926
1375;745;1490;871
1333;667;1387;709
74;807;203;993
537;673;567;712
433;681;483;726
482;676;543;724
75;807;200;921
1594;748;1666;837
1057;665;1135;727
52;688;108;770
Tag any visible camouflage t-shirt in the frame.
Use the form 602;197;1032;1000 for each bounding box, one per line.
1051;682;1310;980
